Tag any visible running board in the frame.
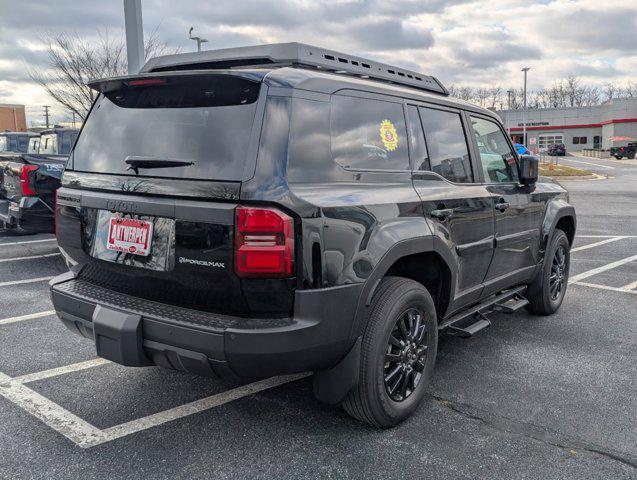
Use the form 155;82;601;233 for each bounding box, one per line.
440;286;527;337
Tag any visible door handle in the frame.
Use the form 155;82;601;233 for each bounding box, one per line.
494;201;510;212
430;208;454;220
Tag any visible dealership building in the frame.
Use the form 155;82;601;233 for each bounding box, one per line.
0;104;27;132
497;97;637;153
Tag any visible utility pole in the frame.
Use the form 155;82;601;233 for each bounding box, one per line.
43;105;51;129
522;67;530;147
123;0;144;74
189;27;208;52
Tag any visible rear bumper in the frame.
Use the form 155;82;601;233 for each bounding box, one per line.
50;271;362;379
0;197;54;232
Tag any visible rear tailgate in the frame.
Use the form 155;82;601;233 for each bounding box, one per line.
56;184;255;316
0;153;66;208
56;71;295;319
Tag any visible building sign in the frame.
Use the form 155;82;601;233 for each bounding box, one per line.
517;121;550;127
529;137;537;145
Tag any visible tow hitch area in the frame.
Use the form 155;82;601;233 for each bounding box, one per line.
92;305;152;366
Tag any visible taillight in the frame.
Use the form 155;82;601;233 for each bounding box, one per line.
20;165;38;196
234;206;295;278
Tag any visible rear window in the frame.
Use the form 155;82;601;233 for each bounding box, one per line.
0;135;29;153
72;74;261;180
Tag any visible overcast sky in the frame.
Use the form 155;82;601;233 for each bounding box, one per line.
0;0;635;125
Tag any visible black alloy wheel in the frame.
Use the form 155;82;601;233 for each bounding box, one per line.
549;245;567;301
384;308;428;402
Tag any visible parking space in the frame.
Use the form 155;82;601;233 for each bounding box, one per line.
1;186;636;479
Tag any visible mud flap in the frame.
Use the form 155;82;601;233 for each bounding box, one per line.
312;337;361;405
92;305;152;366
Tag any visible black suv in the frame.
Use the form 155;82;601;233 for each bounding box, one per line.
51;44;576;427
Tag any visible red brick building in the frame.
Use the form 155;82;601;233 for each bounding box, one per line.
0;104;27;132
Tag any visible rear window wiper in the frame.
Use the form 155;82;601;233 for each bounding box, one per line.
124;156;195;174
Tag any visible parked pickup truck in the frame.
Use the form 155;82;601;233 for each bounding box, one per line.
0;153;67;233
610;143;636;159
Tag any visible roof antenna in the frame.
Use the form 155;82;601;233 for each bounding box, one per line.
188;27;208;52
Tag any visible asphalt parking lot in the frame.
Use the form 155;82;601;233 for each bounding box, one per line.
0;155;635;479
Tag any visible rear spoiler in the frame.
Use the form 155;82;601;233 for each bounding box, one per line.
86;70;268;93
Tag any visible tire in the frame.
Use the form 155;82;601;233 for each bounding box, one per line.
615;155;623;160
342;276;438;427
526;229;570;315
628;151;635;160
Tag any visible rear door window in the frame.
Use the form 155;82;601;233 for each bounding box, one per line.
406;105;429;171
72;74;261;180
331;95;409;171
418;107;473;183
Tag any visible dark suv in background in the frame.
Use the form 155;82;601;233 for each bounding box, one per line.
547;143;566;156
51;43;575;427
0;131;39;154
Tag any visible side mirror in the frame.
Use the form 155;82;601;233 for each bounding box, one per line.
519;155;539;185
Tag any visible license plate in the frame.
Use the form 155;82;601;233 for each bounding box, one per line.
106;216;154;256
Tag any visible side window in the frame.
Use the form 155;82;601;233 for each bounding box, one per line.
17;136;29;153
418;107;473;183
40;134;57;154
331;95;409;171
406;105;429;171
471;116;519;184
60;133;72;155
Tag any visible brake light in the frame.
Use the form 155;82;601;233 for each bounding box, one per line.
128;78;166;87
234;206;295;278
20;165;38;196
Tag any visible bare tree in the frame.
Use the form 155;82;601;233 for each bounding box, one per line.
487;86;502;109
29;30;174;121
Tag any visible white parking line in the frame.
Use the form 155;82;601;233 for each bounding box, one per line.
571;236;629;252
576;235;637;238
571;281;637;295
94;373;311;448
13;358;111;384
561;157;615;170
570;255;637;282
0;276;54;288
0;238;56;246
0;253;61;263
619;279;637;291
0;367;309;449
0;310;55;325
0;371;109;448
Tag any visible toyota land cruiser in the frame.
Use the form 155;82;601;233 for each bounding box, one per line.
51;43;576;427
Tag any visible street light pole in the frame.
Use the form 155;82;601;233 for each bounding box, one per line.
522;67;530;147
123;0;144;74
189;27;208;52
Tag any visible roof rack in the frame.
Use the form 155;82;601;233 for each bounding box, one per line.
141;42;448;96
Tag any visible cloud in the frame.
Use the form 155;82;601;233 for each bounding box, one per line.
0;0;635;125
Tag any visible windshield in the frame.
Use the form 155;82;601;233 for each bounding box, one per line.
72;74;261;181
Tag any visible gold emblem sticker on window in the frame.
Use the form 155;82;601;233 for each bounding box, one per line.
379;119;399;152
